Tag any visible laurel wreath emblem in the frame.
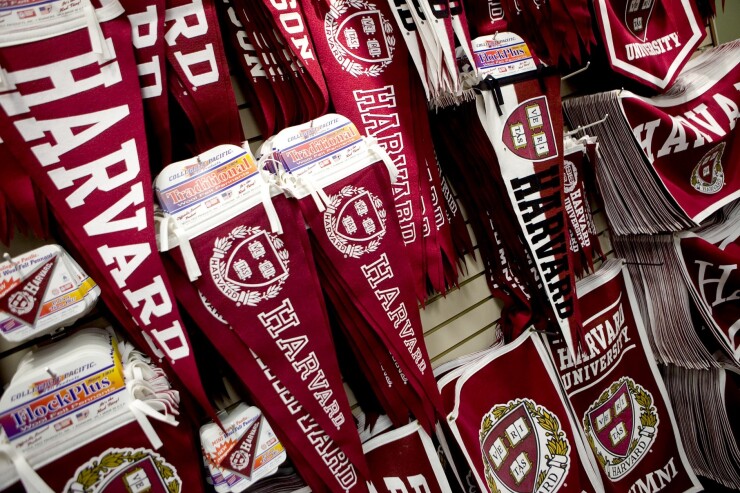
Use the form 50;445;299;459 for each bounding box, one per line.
65;448;181;493
325;0;396;77
582;377;658;469
324;186;387;258
479;399;568;493
211;225;289;307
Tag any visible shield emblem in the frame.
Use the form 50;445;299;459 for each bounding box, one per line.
97;456;169;493
335;10;391;63
226;231;288;288
698;144;723;183
335;191;386;242
623;0;655;41
692;142;725;194
481;403;540;493
502;97;557;162
587;382;636;458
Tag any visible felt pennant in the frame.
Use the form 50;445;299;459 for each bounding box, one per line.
0;6;215;416
163;258;362;493
155;144;368;484
302;0;427;301
674;232;740;364
475;59;583;354
264;116;444;428
121;0;171;171
164;0;243;151
259;0;330;117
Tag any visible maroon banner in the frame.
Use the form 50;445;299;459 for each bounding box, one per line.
593;0;705;91
447;331;602;493
0;16;214;415
363;421;452;493
545;260;701;492
622;44;740;223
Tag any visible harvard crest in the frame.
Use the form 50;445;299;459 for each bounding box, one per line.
211;225;289;306
324;186;387;258
64;447;181;493
479;399;570;493
502;97;558;162
691;142;725;195
583;377;658;481
563;159;578;195
623;0;655;41
325;0;396;77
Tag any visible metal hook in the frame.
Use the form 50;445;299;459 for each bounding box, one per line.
564;113;609;137
561;61;590;81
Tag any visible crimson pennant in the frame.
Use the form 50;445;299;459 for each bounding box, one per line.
302;0;427;301
0;145;48;239
294;160;444;429
544;260;701;492
259;0;330;117
476;72;583;355
166;192;368;481
164;0;243;151
562;145;600;277
121;0;171;171
314;240;435;429
675;232;740;364
163;257;366;493
0;10;215;416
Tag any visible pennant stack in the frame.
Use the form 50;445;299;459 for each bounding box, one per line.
674;205;740;364
663;365;740;490
614;234;718;369
563;40;740;234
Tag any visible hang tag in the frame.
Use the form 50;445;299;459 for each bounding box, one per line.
0;245;100;342
270;114;366;176
471;33;538;79
0;329;130;463
0;0;122;42
154;145;260;239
